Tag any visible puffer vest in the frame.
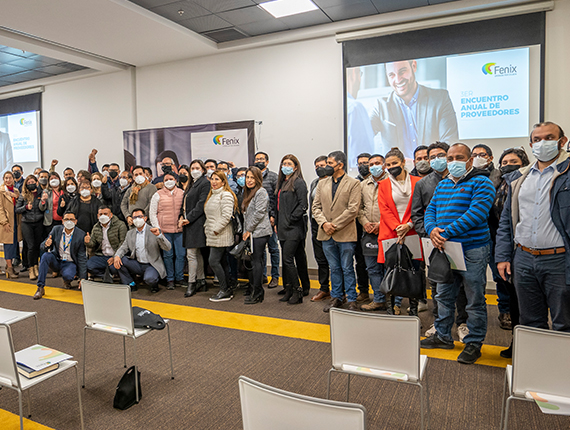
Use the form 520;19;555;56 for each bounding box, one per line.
157;186;184;233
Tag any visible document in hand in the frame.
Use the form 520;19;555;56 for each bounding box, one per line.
15;344;72;371
421;238;466;271
382;234;422;260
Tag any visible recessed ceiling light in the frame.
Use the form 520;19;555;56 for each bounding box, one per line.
259;0;318;18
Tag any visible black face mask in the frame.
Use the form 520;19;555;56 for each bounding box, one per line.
13;171;21;180
162;165;173;174
179;174;188;183
254;162;266;171
26;183;37;192
358;164;370;177
500;164;521;176
109;170;119;179
315;167;327;178
388;166;403;178
324;165;335;177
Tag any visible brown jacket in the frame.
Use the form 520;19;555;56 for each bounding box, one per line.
312;174;361;242
0;184;22;244
358;173;387;227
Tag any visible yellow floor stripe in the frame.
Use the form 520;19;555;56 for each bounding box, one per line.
0;280;509;368
0;409;55;430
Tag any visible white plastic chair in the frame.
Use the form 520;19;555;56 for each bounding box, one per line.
501;326;570;430
0;307;40;344
0;323;84;430
81;281;174;403
239;376;367;430
327;308;429;429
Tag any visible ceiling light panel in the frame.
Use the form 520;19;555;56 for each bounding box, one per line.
259;0;319;18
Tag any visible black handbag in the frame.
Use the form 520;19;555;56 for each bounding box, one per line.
113;366;141;410
229;238;252;261
380;243;425;299
231;212;243;235
133;306;166;330
427;248;454;284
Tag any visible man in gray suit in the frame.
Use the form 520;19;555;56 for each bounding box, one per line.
370;60;459;158
114;208;171;293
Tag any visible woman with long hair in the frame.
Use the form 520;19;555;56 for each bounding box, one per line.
15;175;46;279
275;154;310;304
40;171;64;238
57;177;79;218
0;171;21;279
91;172;107;204
66;180;102;235
241;166;272;304
177;164;190;191
204;170;237;302
179;160;210;297
378;147;422;316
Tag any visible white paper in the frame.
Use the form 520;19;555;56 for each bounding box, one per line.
526;391;570;416
342;364;408;381
382;234;422;260
15;344;72;371
421;238;467;271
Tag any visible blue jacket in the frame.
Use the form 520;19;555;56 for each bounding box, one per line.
495;153;570;284
40;224;88;279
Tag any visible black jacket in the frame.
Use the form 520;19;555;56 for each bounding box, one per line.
275;177;308;241
262;169;278;219
411;170;447;237
181;176;210;249
102;184;130;222
15;193;45;223
66;196;102;234
57;192;77;218
40;225;88;279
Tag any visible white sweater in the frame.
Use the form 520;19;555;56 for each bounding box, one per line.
204;188;235;247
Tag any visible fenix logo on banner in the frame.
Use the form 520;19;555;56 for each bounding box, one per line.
482;62;517;77
213;135;240;146
191;128;249;167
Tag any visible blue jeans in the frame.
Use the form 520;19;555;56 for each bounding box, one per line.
364;255;385;303
37;253;77;287
513;248;570;332
322;239;357;302
86;255;118;278
263;231;280;279
163;232;184;282
434;244;490;348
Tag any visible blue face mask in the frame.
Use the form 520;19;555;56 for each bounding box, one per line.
430;157;448;173
237;176;245;187
281;166;295;176
369;165;384;178
448;160;467;178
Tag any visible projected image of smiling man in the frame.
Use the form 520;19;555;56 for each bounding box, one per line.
370;60;459;159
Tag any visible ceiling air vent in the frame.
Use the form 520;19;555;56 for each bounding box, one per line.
202;27;249;43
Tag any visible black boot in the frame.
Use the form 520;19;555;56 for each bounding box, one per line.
184;282;197;297
302;283;310;297
408;299;419;316
245;285;264;304
288;286;303;305
196;279;208;292
386;295;395;315
279;285;293;302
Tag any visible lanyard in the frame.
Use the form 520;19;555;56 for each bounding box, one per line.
63;231;74;254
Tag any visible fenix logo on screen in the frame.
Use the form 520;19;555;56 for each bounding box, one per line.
19;118;32;126
213;135;240;146
482;62;517;77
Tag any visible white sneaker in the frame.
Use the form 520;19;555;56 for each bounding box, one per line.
457;323;469;342
425;324;436;337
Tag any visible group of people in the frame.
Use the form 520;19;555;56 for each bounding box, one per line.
1;121;568;365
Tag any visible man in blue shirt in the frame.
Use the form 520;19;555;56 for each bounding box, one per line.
496;121;570;333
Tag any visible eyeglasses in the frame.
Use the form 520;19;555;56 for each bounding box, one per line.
133;215;144;220
429;154;447;160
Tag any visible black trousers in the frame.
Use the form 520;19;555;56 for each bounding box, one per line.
248;236;269;299
280;238;311;293
311;218;329;292
354;222;369;294
209;247;230;291
21;220;44;267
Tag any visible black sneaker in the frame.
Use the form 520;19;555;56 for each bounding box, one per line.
457;343;482;364
166;281;175;290
420;334;455;350
209;290;233;302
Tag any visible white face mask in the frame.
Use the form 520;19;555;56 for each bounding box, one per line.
164;179;176;189
191;170;202;179
206;169;215;178
63;220;75;230
134;175;146;185
119;178;129;187
49;179;60;187
532;139;561;162
133;217;145;228
102;171;109;177
99;215;110;225
472;156;489;169
66;184;76;194
80;189;91;198
92;179;102;188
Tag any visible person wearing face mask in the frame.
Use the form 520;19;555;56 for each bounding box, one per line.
39;172;64;242
37;170;50;191
179;160;210;297
496;121;570;336
471;144;502;188
377;147;422;316
16;175;47;280
422;143;496;365
85;206;127;281
410;145;432;178
121;165;157;228
152;156;179;189
33;212;88;299
149;172;185;289
217;161;238;194
90;172;107;204
313;151;362;313
66;180;102;236
114;208;171;293
234;167;248;208
204;159;218;179
177;165;190;191
411;142;470;341
275;155;310;304
309;156;331;302
0;171;22;279
253;151;280;288
10;164;25;269
11;164;24;193
352;153;371;303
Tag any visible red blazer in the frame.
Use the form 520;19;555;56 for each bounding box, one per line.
377;174;420;263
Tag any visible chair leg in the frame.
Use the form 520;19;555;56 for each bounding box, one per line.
75;365;85;430
500;371;508;429
82;327;87;388
425;374;431;430
326;369;333;399
33;314;40;344
133;336;139;403
123;337;127;368
346;373;351;402
419;384;425;430
26;389;31;418
166;323;174;379
503;397;513;430
18;390;23;430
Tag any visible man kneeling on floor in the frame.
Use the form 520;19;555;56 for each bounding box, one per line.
114;208;171;293
34;211;87;300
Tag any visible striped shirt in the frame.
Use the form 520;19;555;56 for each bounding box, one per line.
424;171;496;251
